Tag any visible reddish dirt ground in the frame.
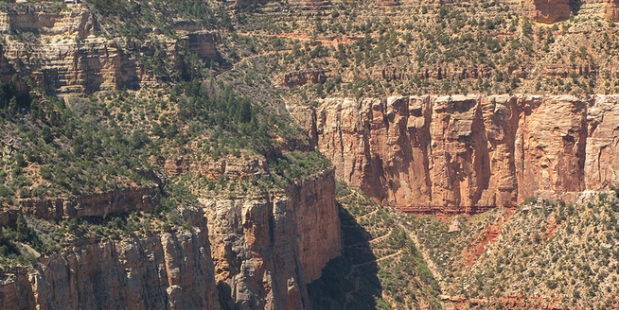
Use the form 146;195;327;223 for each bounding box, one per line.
460;210;514;266
545;217;558;239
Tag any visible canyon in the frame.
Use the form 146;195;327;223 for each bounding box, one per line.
2;0;619;308
0;170;340;309
292;95;619;213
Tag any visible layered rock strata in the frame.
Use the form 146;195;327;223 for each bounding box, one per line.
161;156;268;180
293;95;619;212
0;169;340;309
0;4;220;94
0;185;161;227
0;208;221;310
0;4;95;36
19;185;161;221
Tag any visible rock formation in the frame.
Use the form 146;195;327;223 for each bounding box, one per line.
204;168;341;310
523;0;571;23
0;5;95;37
19;185;161;220
292;95;619;213
605;0;619;20
0;4;221;94
0;208;221;310
162;156;269;180
283;70;329;87
0;169;340;309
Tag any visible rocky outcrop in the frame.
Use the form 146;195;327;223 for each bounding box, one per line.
523;0;571;23
292;95;619;212
605;0;619;20
204;169;341;310
0;169;340;309
0;208;221;310
161;155;268;180
0;185;160;228
283;70;329;87
16;185;161;221
0;4;221;94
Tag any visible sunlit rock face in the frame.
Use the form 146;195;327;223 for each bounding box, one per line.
292;95;619;212
522;0;571;23
605;0;619;21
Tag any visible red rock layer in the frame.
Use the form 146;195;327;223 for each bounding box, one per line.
0;208;221;310
606;0;619;21
524;0;571;23
205;168;341;310
295;95;619;210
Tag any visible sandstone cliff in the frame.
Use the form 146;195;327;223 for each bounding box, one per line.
204;168;341;310
0;208;221;310
522;0;571;23
0;169;340;309
0;4;220;94
292;95;619;213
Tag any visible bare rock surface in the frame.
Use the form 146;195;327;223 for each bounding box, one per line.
0;209;221;310
0;170;340;310
292;95;619;211
204;169;341;310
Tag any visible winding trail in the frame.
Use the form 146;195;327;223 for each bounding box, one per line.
369;229;392;244
344;250;403;279
357;209;378;221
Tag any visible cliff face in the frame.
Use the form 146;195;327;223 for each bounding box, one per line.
0;4;220;94
605;0;619;20
0;170;340;309
0;208;221;310
523;0;571;23
18;185;161;221
204;169;341;310
294;95;619;213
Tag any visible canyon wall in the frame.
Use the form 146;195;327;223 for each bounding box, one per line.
0;208;221;310
0;4;220;94
0;169;340;309
292;95;619;212
204;168;341;310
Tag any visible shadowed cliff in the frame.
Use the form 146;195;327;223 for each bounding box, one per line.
308;184;441;310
